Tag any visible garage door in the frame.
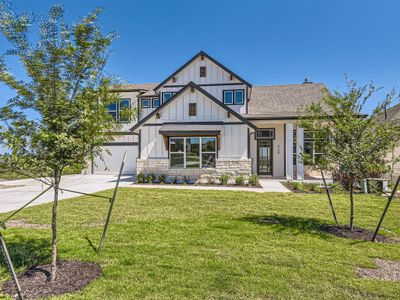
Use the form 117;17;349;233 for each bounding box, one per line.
93;144;138;175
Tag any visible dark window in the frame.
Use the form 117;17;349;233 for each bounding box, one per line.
189;103;197;116
256;129;275;139
141;98;150;108
200;66;206;77
152;98;159;108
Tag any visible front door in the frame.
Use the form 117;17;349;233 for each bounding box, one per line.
257;140;273;175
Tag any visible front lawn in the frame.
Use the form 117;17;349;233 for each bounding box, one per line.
0;188;399;299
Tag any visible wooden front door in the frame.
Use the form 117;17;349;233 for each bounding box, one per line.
257;140;273;175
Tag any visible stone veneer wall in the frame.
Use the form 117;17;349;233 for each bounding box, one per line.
137;158;252;176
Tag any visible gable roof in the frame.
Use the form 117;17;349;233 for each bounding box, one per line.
377;102;400;125
244;83;326;119
153;51;252;92
130;81;257;131
111;83;158;92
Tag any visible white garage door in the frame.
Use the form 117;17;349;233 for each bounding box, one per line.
93;144;138;175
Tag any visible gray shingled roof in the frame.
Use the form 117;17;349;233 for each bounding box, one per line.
378;102;400;125
113;83;158;91
246;83;326;118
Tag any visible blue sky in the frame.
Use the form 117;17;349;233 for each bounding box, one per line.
0;0;399;114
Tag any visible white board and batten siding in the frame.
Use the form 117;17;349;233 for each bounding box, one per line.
92;90;140;175
139;88;248;160
158;56;248;114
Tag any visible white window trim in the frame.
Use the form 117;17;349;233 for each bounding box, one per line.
169;136;217;169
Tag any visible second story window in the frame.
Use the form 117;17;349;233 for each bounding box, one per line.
141;98;150;108
108;98;131;123
223;89;244;105
162;92;176;103
189;103;197;116
152;98;159;108
223;90;233;105
200;66;206;77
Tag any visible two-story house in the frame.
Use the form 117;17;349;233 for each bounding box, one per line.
91;51;325;180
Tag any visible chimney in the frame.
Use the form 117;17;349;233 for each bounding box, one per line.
303;78;313;84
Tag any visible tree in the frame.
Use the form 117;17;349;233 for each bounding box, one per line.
299;79;400;231
0;4;132;281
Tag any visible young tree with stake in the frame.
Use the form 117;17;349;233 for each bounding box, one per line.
0;4;133;281
299;79;400;231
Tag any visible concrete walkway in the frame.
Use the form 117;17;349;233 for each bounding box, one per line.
0;174;133;213
0;175;291;213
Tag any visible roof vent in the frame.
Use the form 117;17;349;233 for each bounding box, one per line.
303;78;313;84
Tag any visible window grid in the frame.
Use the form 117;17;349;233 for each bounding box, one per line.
107;98;131;123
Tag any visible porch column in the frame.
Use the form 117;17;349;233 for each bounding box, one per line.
296;126;304;181
285;123;293;180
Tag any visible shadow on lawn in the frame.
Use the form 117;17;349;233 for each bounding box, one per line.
240;215;335;239
0;235;50;269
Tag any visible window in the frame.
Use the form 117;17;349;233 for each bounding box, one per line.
169;137;216;168
293;130;323;165
200;66;206;77
141;98;150;108
223;90;233;104
223;89;244;105
107;102;117;121
119;98;131;122
107;98;131;122
162;92;176;103
152;98;159;108
189;103;197;116
234;90;244;104
256;129;275;139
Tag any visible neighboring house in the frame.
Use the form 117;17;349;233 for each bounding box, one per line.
91;51;325;180
381;103;400;181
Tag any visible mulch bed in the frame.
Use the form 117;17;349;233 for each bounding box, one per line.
357;258;400;281
320;225;398;243
1;261;101;299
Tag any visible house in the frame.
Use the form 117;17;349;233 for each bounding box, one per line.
91;51;326;180
381;103;400;182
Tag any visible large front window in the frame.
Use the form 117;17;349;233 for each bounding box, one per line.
169;137;216;168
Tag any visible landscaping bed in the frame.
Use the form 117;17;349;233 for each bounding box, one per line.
135;173;261;188
1;261;101;299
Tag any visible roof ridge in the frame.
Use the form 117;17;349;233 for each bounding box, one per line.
253;83;325;88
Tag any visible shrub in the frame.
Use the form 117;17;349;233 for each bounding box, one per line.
248;174;259;186
309;182;321;193
292;181;306;191
235;175;245;186
136;173;146;183
146;174;154;183
220;174;229;185
158;174;166;183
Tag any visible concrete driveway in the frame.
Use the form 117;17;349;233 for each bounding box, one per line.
0;174;134;213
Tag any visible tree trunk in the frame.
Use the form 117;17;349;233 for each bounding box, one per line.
51;168;61;282
349;179;354;231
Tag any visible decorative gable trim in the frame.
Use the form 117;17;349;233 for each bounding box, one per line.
153;51;252;92
130;81;257;132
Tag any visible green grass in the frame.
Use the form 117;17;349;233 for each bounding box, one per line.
0;188;399;299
